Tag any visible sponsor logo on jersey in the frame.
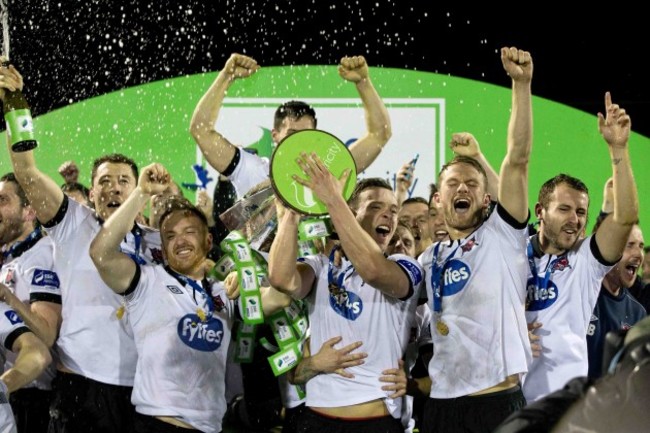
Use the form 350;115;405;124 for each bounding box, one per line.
177;314;224;352
526;276;558;311
31;269;60;288
396;259;423;286
4;310;23;325
167;285;183;294
329;290;363;320
441;259;471;296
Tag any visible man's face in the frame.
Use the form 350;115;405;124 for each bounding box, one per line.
435;163;489;233
608;225;645;289
428;200;449;243
0;181;29;245
161;211;211;276
399;201;431;255
642;250;650;283
386;225;416;258
89;162;137;221
353;187;399;252
272;116;316;145
537;183;588;255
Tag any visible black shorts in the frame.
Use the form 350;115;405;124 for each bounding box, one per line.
10;388;52;433
48;371;135;433
296;407;403;433
421;386;527;433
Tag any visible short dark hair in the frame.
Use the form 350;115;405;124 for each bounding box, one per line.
90;154;139;186
402;197;428;207
428;183;438;205
61;182;90;200
0;172;29;207
273;101;317;130
538;174;589;210
159;196;209;231
347;177;393;211
437;155;488;188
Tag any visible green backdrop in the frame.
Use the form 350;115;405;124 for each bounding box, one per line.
1;65;647;236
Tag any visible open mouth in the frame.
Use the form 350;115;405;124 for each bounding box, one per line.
376;225;391;237
454;198;470;214
106;201;121;208
625;264;639;278
434;230;449;241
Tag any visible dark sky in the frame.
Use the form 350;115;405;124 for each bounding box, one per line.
7;1;650;137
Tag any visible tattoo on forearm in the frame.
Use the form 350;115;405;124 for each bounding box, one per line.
612;158;622;165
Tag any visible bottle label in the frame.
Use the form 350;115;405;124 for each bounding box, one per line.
5;109;35;144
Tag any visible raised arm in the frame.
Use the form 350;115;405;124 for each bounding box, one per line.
1;62;65;223
189;53;260;173
449;132;500;200
339;56;392;173
267;199;316;299
594;92;638;262
295;153;412;298
498;47;533;223
89;163;170;293
2;331;51;393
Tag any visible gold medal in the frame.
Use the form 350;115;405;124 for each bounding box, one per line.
116;305;125;320
436;319;449;336
197;308;207;322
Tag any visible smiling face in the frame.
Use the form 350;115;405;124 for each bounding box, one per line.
604;225;645;290
89;162;137;221
435;162;490;238
536;183;589;256
428;200;449;243
161;210;212;279
352;186;399;252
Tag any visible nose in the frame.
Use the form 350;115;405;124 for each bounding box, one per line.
457;182;469;193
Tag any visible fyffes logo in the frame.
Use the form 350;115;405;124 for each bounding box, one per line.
329;291;363;320
441;259;471;296
177;314;224;352
526;277;558;311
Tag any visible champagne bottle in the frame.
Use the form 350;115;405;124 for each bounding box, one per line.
2;63;37;152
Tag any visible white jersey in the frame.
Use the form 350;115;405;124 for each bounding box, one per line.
522;235;613;402
299;252;424;419
229;149;270;198
43;198;163;386
418;205;531;398
0;232;59;390
127;264;237;433
0;303;32;433
402;303;432;433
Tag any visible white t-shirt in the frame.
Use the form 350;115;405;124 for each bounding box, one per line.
298;252;424;419
228;149;270;199
418;205;531;398
43;198;163;386
522;235;613;402
0;302;32;433
127;264;237;433
0;232;59;390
